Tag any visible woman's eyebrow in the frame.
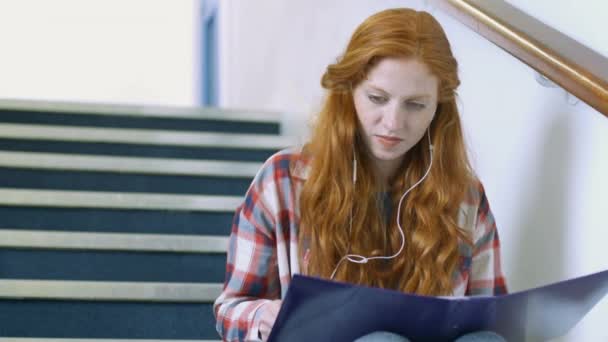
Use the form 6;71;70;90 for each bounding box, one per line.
368;85;431;100
406;94;431;101
367;85;389;94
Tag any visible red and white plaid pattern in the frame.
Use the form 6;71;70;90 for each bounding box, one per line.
214;147;507;341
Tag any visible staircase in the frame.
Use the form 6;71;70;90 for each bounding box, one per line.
0;100;292;340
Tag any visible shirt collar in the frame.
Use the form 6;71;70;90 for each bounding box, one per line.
290;147;311;181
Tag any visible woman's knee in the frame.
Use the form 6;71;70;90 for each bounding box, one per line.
454;331;507;342
353;331;411;342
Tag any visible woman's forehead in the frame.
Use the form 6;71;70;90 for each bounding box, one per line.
361;57;438;98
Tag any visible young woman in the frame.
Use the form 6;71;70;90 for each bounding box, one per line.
214;8;507;342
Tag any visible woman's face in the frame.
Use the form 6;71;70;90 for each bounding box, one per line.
353;57;439;178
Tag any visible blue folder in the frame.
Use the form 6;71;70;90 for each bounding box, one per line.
268;269;608;341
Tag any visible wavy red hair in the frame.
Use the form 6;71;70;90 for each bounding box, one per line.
299;8;473;295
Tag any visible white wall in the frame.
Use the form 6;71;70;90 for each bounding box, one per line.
506;0;608;58
0;0;200;106
218;0;419;143
218;1;608;341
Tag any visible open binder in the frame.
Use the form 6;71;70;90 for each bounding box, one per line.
268;269;608;342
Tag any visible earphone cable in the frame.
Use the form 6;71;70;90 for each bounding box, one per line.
330;130;434;280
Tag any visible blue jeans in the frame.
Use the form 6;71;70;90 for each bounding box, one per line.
354;331;507;341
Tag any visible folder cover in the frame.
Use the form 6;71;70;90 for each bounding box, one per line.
268;269;608;342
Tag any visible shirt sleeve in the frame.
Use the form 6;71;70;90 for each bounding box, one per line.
213;162;282;341
466;182;508;296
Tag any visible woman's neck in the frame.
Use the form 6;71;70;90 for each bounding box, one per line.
373;157;403;187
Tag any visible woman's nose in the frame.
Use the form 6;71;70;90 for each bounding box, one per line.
382;105;403;130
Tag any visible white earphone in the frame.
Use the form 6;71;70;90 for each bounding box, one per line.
330;129;434;280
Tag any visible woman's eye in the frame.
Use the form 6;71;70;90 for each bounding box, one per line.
406;102;426;111
368;95;387;104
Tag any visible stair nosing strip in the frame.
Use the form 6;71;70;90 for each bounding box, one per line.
0;188;241;211
0;279;222;302
0;229;228;253
0;150;262;177
0;123;292;149
0;98;281;123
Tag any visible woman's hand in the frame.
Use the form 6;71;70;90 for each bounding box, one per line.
259;299;282;341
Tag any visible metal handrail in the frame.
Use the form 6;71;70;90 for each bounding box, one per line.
434;0;608;118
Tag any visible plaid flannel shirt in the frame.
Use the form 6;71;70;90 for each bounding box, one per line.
214;147;507;341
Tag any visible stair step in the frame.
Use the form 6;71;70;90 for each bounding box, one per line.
0;98;281;134
0;123;290;149
0;188;241;212
0;249;226;282
0;280;221;302
0;206;233;236
0;167;252;196
0;230;229;281
0;123;290;161
0;229;229;253
0;300;217;339
0;151;262;177
0;109;279;135
0;98;281;121
0;138;279;161
0;151;259;195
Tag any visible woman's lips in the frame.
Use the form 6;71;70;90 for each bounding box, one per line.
375;135;403;148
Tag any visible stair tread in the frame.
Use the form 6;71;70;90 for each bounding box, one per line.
0;300;218;339
0;98;281;123
0;279;221;302
0;249;226;283
0;188;242;211
0;123;292;149
0;229;229;253
0;150;262;177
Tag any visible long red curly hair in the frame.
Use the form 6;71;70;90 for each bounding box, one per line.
298;8;473;296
